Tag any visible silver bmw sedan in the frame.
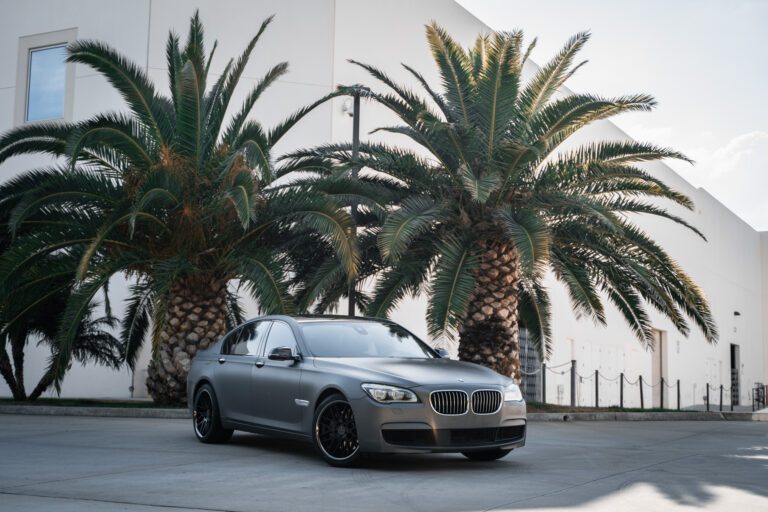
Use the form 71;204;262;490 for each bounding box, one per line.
187;315;526;466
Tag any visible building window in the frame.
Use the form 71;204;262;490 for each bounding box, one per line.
26;45;68;121
14;28;77;125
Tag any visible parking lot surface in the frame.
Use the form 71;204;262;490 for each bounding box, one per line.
0;414;766;511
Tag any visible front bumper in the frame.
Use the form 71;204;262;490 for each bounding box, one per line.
350;387;526;454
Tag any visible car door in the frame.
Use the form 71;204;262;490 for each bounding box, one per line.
214;321;266;424
252;320;304;432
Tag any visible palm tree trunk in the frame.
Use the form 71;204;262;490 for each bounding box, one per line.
458;241;522;382
0;342;26;400
28;371;54;400
146;278;229;405
11;335;26;396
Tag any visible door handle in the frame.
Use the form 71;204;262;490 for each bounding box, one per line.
218;357;226;364
255;360;265;368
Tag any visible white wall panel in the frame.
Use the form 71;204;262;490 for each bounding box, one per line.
0;0;764;404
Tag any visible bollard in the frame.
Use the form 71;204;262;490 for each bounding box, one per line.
542;363;546;403
706;385;710;412
595;369;599;407
677;379;681;410
570;360;576;407
620;373;624;408
660;377;665;409
639;375;644;409
720;385;723;412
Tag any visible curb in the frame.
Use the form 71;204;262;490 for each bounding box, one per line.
527;411;768;422
0;404;189;419
1;405;765;421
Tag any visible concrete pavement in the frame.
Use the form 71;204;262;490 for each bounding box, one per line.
0;414;766;511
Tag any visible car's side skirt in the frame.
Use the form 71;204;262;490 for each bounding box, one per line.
223;419;312;443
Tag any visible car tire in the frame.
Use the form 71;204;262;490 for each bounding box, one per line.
193;383;233;444
312;393;363;467
461;448;512;461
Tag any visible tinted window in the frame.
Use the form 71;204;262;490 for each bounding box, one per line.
27;45;67;121
299;321;436;358
262;321;298;357
221;321;264;356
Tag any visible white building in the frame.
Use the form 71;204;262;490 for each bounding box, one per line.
1;0;766;408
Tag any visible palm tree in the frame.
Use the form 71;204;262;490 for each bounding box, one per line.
0;12;356;404
291;25;717;380
0;250;123;401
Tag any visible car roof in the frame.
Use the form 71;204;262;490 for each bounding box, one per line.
287;315;388;323
241;314;391;324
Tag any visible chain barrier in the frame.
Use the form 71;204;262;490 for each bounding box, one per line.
623;375;640;385
546;366;569;375
529;360;735;410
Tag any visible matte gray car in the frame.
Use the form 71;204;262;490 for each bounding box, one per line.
187;315;526;466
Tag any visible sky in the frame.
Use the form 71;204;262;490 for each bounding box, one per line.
457;0;768;231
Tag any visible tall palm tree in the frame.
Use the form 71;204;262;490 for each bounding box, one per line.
291;25;717;380
0;12;356;404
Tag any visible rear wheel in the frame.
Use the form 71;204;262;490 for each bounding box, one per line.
312;393;362;467
461;448;512;461
193;383;233;444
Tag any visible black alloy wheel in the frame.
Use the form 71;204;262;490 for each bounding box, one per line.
194;390;213;437
313;394;362;467
193;383;233;444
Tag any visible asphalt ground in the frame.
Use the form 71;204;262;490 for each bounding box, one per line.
0;414;766;511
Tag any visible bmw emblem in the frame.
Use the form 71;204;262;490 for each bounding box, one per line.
457;378;465;382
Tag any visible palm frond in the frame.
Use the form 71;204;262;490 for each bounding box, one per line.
427;236;478;340
378;196;442;263
67;39;173;143
493;207;549;277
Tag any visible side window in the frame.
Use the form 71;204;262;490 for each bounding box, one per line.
262;321;298;357
220;328;241;355
222;322;265;356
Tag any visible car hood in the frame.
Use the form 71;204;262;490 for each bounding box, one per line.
312;357;510;388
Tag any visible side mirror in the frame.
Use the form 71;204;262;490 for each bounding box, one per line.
268;346;298;362
435;348;450;358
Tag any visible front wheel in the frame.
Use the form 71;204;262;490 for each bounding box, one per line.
193;383;233;444
462;448;512;461
312;393;363;467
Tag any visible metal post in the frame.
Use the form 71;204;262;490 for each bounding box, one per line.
730;386;734;412
595;370;599;407
720;385;723;412
541;363;546;403
706;384;710;412
570;360;576;407
677;379;680;410
347;91;361;317
660;377;664;409
639;376;644;409
620;373;624;408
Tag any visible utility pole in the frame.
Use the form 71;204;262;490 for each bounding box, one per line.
347;88;364;316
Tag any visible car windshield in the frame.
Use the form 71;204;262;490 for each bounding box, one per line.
299;321;437;358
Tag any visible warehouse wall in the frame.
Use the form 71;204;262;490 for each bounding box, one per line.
0;0;764;405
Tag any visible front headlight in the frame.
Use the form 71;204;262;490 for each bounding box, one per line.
361;383;419;403
504;383;523;402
